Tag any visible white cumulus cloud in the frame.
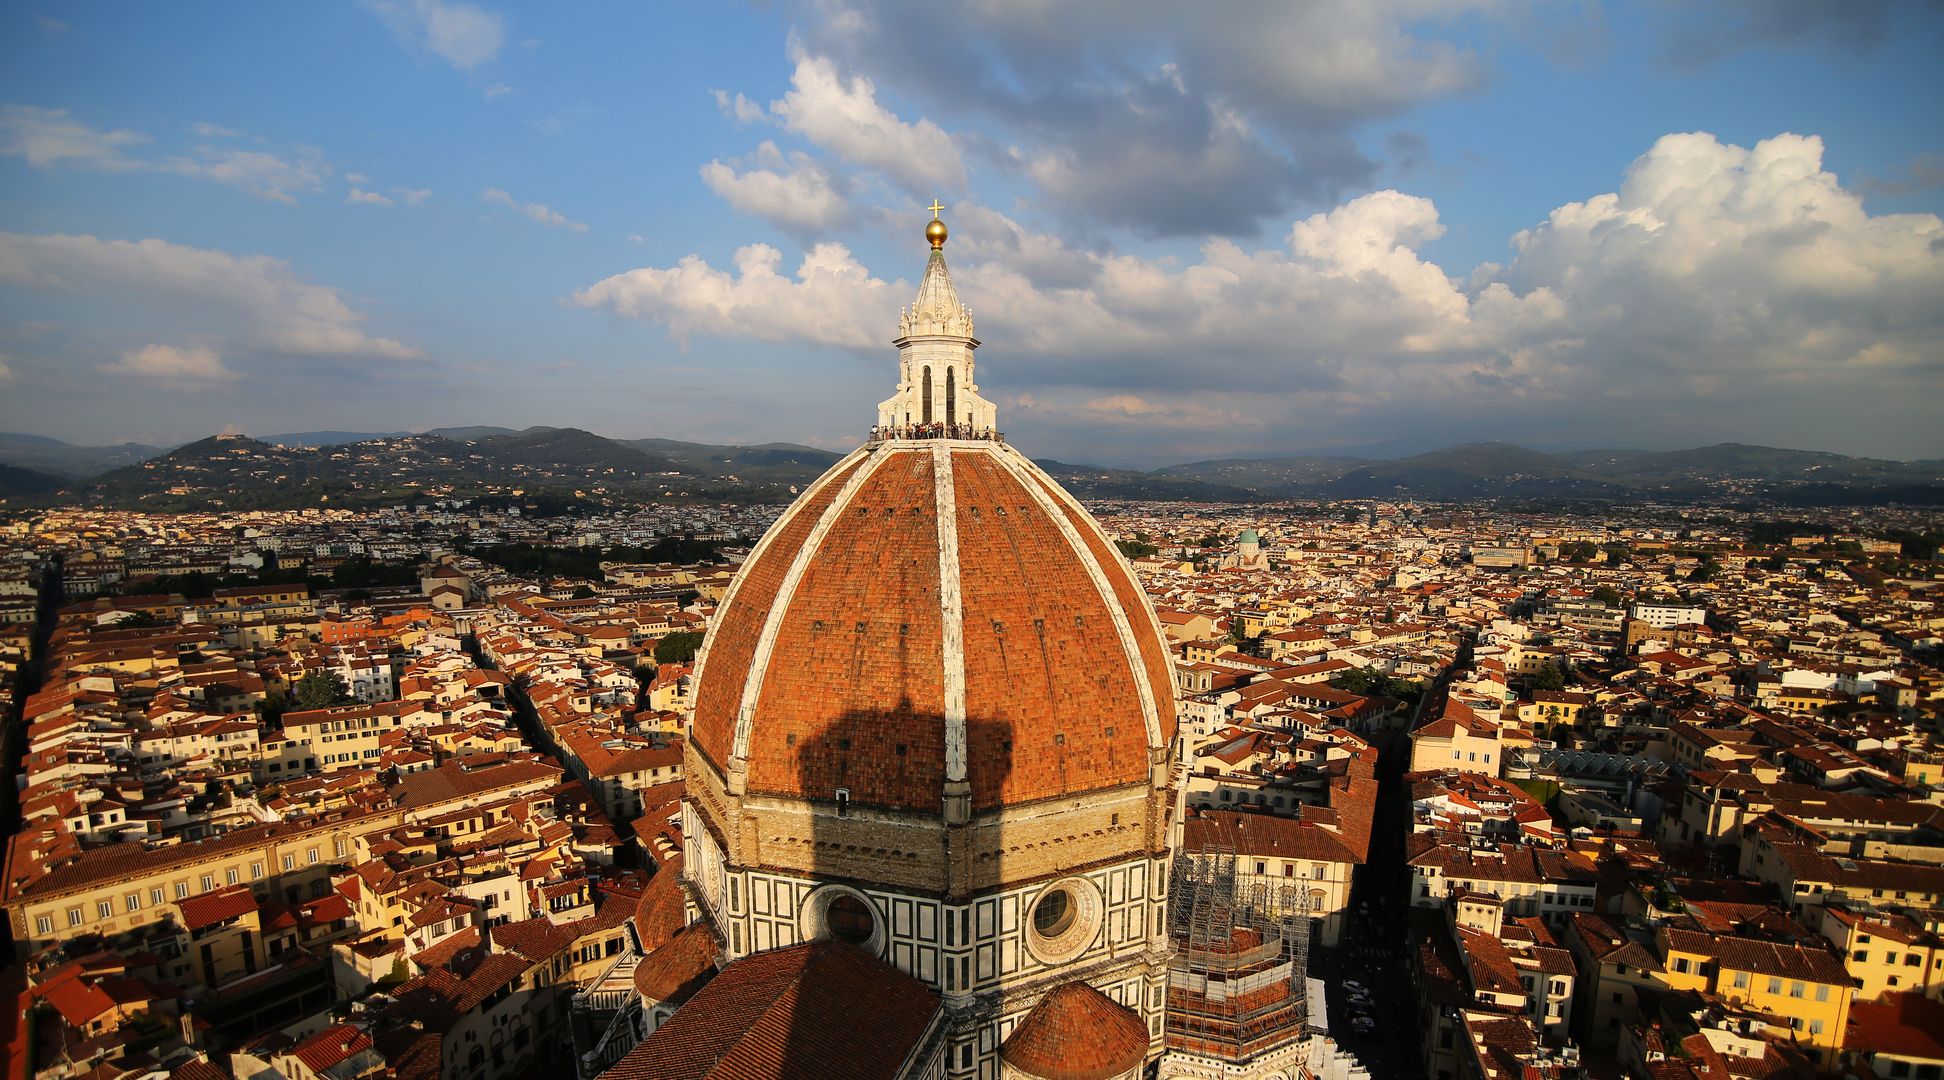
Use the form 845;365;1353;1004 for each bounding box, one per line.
0;105;147;170
2;107;332;203
573;242;895;350
700;143;850;234
711;89;765;124
165;145;331;204
0;231;425;362
367;0;506;71
348;187;394;206
481;187;587;232
575;131;1944;456
769;47;966;194
104;343;237;382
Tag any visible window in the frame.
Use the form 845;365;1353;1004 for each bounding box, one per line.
150;888;164;906
825;894;875;946
1674;958;1690;974
35;916;52;935
126;893;141;912
97;901;112;919
200;874;214;891
252;862;264;880
226;868;239;885
67;908;84;927
308;849;319;865
175;883;189;899
1815;985;1829;1002
1789;981;1804;998
1767;978;1782;995
282;854;294;871
1020;891;1070;948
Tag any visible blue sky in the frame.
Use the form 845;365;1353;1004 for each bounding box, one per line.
2;1;1941;467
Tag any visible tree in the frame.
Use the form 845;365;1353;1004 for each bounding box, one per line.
291;671;354;711
1115;538;1159;559
1530;664;1567;692
112;610;168;629
572;584;597;599
654;630;706;665
1590;585;1623;607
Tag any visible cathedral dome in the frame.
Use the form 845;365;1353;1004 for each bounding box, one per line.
689;438;1177;814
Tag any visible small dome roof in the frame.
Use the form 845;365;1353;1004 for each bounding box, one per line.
999;981;1149;1080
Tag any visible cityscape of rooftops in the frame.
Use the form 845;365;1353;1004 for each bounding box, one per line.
1;6;1941;1080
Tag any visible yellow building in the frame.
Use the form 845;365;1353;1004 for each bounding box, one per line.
1818;905;1943;1001
1409;701;1503;776
1658;926;1855;1067
7;809;402;957
1180;809;1361;946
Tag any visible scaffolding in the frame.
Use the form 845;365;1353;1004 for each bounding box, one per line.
1164;844;1313;1063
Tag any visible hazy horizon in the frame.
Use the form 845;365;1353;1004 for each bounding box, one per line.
3;4;1941;466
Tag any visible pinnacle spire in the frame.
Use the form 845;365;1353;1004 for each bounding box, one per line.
876;205;998;440
903;248;973;338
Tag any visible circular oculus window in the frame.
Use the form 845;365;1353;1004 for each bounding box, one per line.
799;885;886;955
1023;877;1102;966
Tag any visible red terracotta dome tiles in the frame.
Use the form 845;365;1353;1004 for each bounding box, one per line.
952;451;1150;809
1000;980;1149;1080
745;450;948;809
691;452;867;770
1025;468;1179;749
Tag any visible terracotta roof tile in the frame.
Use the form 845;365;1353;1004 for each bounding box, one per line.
605;939;938;1080
1000;981;1148;1080
633;921;719;1004
177;884;257;932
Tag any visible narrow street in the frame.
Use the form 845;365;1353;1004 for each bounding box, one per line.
1312;648;1466;1079
1313;715;1424;1079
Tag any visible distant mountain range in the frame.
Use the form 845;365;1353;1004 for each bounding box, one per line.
0;431;173;479
1;429;1939;509
1140;442;1944;504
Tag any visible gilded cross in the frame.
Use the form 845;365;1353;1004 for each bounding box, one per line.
928;199;945;220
